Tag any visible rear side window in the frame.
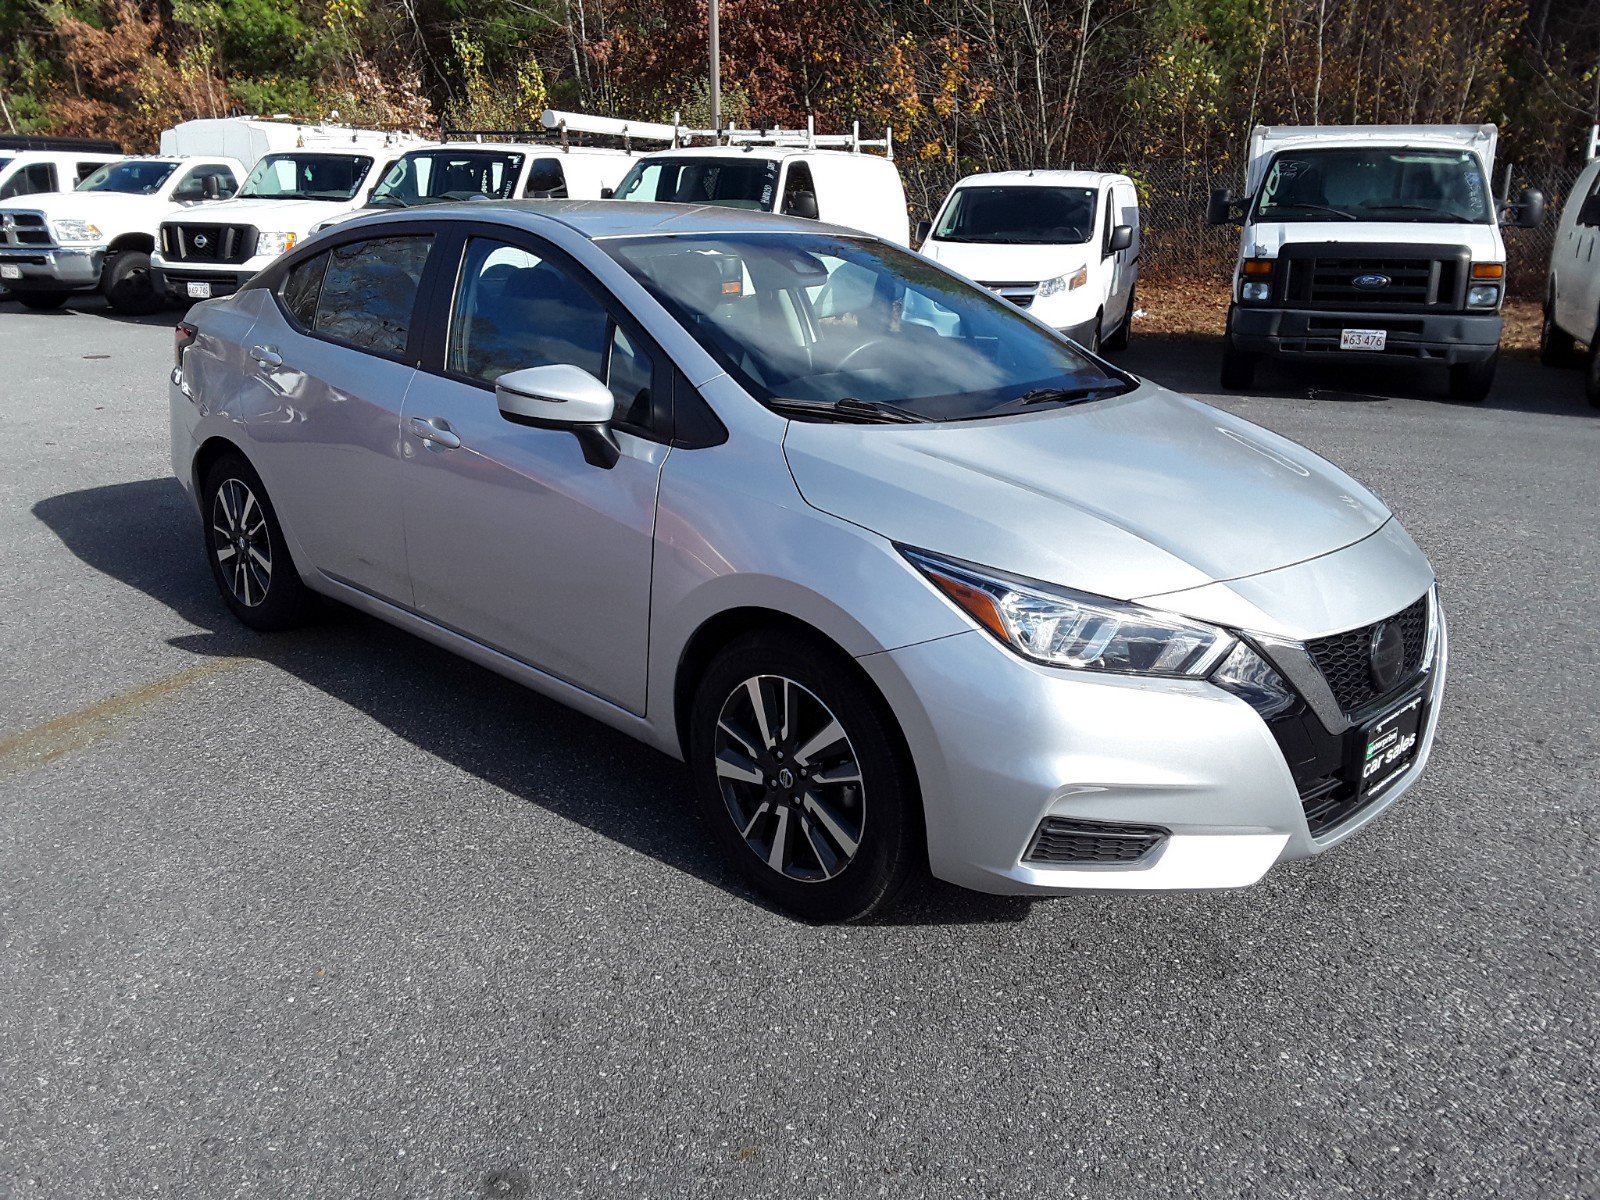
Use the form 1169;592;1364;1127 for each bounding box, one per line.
280;252;329;328
313;235;432;356
0;163;56;199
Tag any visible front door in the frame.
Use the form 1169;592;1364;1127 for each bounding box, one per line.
399;232;669;713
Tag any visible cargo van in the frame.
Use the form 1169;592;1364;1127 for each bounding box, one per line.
1209;123;1544;402
1538;155;1600;405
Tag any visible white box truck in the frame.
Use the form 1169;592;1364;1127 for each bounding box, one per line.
1208;123;1544;402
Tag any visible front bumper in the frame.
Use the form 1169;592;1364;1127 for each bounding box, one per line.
151;251;260;301
0;245;104;291
859;602;1447;896
1229;303;1501;365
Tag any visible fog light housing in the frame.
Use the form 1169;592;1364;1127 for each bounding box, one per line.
1241;281;1271;302
1466;284;1500;309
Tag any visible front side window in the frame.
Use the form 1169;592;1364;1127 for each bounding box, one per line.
77;161;177;195
1;163;57;199
1576;171;1600;228
370;151;524;207
614;157;779;211
171;165;236;202
781;162;816;217
524;158;567;198
1255;147;1492;224
74;161;102;185
241;154;374;201
934;186;1098;245
607;232;1130;422
312;235;432;356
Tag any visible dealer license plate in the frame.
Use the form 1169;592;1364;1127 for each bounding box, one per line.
1358;692;1424;800
186;281;212;299
1339;328;1386;351
0;265;20;280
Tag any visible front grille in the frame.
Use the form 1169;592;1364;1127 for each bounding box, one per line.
1024;817;1167;866
1276;243;1468;312
1298;773;1358;837
1305;593;1429;715
1;211;53;249
980;281;1037;310
161;223;257;264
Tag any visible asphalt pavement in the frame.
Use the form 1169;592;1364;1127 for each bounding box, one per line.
1;294;1596;1198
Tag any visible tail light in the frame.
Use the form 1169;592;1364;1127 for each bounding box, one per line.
175;320;198;369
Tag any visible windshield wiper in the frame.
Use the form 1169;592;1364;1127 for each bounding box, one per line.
1269;203;1359;221
768;396;930;424
989;384;1124;414
1360;203;1474;223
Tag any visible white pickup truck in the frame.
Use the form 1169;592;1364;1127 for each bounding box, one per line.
1209;123;1544;402
150;135;428;305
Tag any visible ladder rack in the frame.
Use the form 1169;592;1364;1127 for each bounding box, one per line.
536;110;894;158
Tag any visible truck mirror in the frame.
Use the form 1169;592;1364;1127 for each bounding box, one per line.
1207;187;1239;226
914;218;931;246
600;186;616;200
1510;187;1545;229
1109;224;1134;253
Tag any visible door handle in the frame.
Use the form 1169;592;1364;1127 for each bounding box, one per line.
249;344;283;369
410;416;462;450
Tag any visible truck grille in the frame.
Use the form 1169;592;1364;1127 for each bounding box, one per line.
980;280;1037;310
1277;243;1468;311
161;223;257;265
0;211;54;249
1305;593;1430;715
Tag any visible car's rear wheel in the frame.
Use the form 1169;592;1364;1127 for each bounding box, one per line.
1586;341;1600;409
103;250;163;315
15;290;69;311
201;452;315;631
1539;301;1576;367
1219;339;1257;389
1448;353;1497;404
689;631;919;922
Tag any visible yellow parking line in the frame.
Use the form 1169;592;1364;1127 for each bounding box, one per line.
0;659;242;780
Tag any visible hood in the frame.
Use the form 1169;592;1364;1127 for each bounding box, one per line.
1245;220;1504;260
173;195;363;233
782;382;1391;602
921;239;1092;286
0;191;168;224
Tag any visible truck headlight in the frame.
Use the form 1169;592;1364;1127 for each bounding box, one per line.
256;231;298;256
1241;281;1271;302
902;548;1235;676
51;219;103;245
1466;284;1499;309
1037;265;1089;298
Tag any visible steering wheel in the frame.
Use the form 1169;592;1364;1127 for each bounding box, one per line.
833;337;895;373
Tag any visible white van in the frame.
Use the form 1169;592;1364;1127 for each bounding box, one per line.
0;149;123;202
150;136;429;304
1539;156;1600;405
917;170;1140;351
1209;123;1544;402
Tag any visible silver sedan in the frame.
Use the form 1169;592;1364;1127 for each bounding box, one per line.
169;201;1447;921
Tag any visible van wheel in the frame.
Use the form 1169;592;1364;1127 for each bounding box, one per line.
1539;303;1575;367
201;452;316;631
103;251;162;315
1586;343;1600;409
1448;354;1497;404
16;290;69;311
689;631;920;923
1219;340;1257;389
1102;289;1134;352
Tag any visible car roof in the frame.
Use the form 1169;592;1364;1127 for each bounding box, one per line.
953;169;1130;188
334;198;868;242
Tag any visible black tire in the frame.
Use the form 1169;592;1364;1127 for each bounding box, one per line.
1586;342;1600;409
1448;353;1497;404
1101;288;1134;352
1539;301;1576;367
200;452;316;631
1219;339;1257;389
1088;309;1103;354
103;250;163;315
688;630;920;922
15;290;69;311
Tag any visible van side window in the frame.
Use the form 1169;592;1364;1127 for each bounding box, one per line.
525;158;568;198
280;252;329;329
313;235;432;356
781;163;817;218
1577;173;1600;228
0;163;56;199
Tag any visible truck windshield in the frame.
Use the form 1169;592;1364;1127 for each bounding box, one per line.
240;153;374;201
606;232;1131;422
1255;148;1492;224
369;151;524;207
934;186;1098;244
76;161;178;195
613;158;779;211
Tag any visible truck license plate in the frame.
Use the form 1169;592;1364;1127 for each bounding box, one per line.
186;281;212;299
0;265;20;280
1339;328;1386;351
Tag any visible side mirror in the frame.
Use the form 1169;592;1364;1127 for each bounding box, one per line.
784;190;820;220
1508;186;1545;229
600;186;616;200
1207;187;1241;226
495;364;620;469
202;175;222;201
914;218;932;247
1108;224;1133;253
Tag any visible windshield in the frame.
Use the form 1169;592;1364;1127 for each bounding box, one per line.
606;232;1130;422
613;157;779;211
370;150;524;206
76;160;178;195
1254;147;1492;224
241;153;374;201
934;185;1098;244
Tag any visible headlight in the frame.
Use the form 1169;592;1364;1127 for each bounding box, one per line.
1209;641;1297;719
1466;284;1499;309
256;231;298;256
1036;265;1089;298
51;219;102;245
1241;281;1271;302
902;549;1235;676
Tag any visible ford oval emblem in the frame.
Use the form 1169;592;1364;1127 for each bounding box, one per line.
1352;273;1391;289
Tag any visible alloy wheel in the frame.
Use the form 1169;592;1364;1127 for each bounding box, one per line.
211;477;272;607
712;674;866;882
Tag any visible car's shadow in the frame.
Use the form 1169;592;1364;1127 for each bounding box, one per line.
32;478;1032;927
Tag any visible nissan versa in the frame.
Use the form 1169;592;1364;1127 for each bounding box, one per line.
169;201;1447;921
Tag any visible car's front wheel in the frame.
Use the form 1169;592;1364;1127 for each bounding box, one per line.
689;631;920;922
103;250;162;315
1586;341;1600;409
1219;339;1257;389
201;452;315;631
1448;353;1497;404
15;290;69;311
1540;301;1576;367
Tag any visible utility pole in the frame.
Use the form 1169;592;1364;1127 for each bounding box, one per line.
709;0;721;137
